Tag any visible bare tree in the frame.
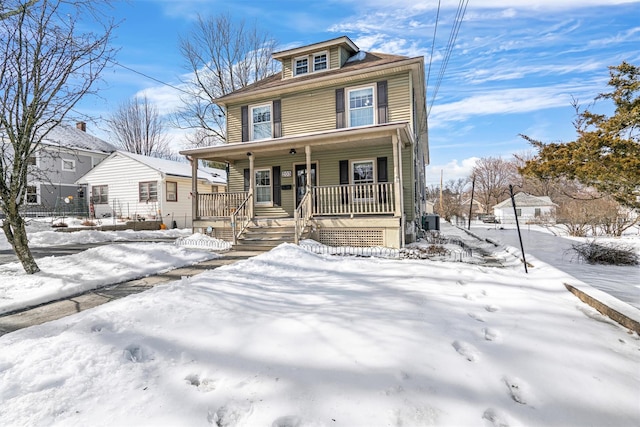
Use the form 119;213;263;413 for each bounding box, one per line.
0;0;38;20
471;157;517;213
174;12;279;145
0;0;116;274
108;95;172;158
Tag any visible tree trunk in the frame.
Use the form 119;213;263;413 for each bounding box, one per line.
1;213;40;274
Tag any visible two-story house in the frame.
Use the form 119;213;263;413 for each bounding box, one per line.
181;36;429;250
25;122;117;216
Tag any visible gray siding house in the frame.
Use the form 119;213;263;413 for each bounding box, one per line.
25;122;117;215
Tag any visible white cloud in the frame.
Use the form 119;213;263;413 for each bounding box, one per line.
426;157;479;185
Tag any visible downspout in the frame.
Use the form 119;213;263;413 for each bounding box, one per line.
305;145;311;194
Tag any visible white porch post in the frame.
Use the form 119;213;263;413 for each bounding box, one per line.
397;130;405;247
191;156;198;225
248;153;255;218
392;135;402;218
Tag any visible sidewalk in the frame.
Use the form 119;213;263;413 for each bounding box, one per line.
0;250;261;336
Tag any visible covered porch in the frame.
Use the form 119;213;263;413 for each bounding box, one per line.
182;122;415;248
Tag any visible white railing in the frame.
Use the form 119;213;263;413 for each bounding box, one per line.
231;193;253;245
198;192;248;218
294;190;313;244
312;182;395;215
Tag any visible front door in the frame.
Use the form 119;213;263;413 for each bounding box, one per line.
295;163;317;207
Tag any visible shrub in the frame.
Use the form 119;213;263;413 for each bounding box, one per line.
570;241;639;265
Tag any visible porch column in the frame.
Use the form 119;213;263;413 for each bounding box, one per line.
397;129;405;247
191;156;198;225
392;135;402;218
248;153;255;218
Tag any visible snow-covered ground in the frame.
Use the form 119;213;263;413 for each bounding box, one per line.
466;222;640;309
0;220;639;426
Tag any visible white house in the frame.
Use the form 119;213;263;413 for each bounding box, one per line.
76;151;226;228
493;192;558;224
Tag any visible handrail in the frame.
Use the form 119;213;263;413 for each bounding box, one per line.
197;191;248;218
294;189;313;244
230;193;253;245
312;182;395;215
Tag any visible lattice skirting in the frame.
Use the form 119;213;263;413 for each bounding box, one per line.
317;228;384;247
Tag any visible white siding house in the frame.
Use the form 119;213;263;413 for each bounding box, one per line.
493;192;558;224
76;151;226;228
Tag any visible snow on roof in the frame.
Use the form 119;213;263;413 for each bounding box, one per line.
493;192;557;209
116;151;226;183
42;123;117;153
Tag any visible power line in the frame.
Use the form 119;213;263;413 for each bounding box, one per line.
107;59;194;97
427;0;469;117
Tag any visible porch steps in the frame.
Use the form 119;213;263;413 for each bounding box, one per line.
232;220;304;252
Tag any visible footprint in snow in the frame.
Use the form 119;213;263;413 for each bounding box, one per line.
482;407;510;427
123;344;148;363
452;340;480;362
208;401;253;426
482;327;501;342
185;374;217;392
468;312;486;322
503;376;528;405
271;415;302;427
485;304;500;313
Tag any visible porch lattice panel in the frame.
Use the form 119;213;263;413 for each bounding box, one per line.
318;229;384;247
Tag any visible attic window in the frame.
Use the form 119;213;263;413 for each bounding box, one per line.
294;57;308;76
313;52;328;71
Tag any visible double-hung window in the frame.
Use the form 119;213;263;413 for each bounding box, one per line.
139;181;158;202
294;57;308;76
92;185;108;204
347;86;375;127
26;184;39;204
166;181;177;202
313;52;327;71
250;104;272;140
352;160;375;201
255;169;272;205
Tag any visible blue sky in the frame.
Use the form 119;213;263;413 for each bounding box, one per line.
75;0;640;186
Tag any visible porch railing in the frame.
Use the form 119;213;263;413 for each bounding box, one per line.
294;189;313;244
312;182;395;215
198;191;248;218
231;193;253;245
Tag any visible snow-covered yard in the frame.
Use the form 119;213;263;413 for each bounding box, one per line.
0;219;639;426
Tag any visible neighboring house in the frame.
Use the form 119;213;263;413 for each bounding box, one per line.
460;198;485;219
181;36;429;249
493;192;558;224
76;151;226;228
8;122;117;216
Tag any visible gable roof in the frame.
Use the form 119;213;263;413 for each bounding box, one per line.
493;192;558;209
214;51;419;105
78;151;226;185
42;123;117;153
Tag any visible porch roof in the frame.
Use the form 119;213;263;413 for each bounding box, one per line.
180;122;414;163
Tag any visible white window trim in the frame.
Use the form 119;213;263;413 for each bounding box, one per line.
166;181;178;202
61;158;76;172
312;51;329;72
293;55;309;76
255;168;272;206
249;103;273;141
346;84;376;128
350;159;376;202
26;183;40;205
28;153;39;168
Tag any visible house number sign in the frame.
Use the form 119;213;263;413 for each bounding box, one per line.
282;170;292;178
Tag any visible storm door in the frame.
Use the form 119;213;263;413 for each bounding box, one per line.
295;163;317;207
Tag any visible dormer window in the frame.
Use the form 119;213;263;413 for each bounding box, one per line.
294;57;308;76
313;52;327;71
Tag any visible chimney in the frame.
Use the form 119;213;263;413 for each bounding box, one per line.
76;121;86;132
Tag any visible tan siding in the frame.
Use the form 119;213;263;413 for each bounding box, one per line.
387;73;412;124
338;46;350;67
401;147;416;221
330;46;340;69
282;57;292;79
227;105;243;143
281;89;335;136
